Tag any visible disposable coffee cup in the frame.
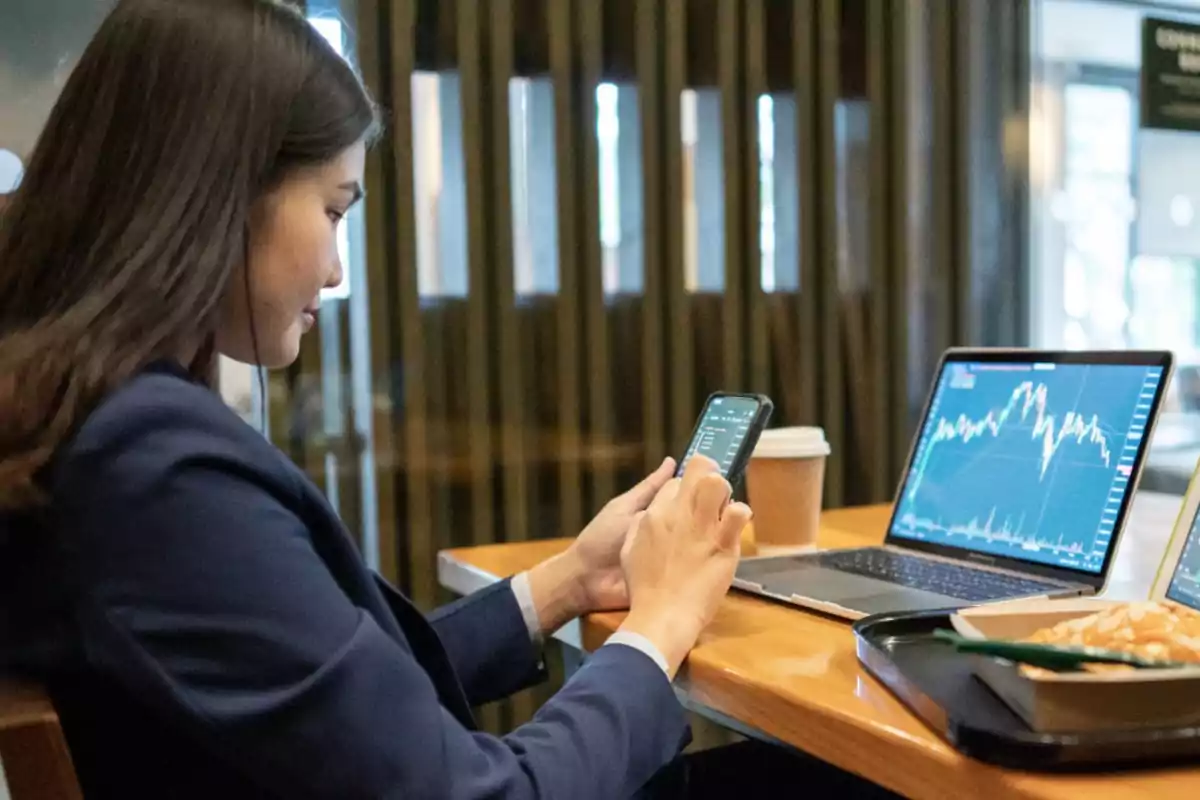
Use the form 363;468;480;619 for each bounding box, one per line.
744;427;830;556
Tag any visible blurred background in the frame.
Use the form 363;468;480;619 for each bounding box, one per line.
7;0;1200;729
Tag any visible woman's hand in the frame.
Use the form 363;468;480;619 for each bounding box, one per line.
526;457;677;634
618;455;752;677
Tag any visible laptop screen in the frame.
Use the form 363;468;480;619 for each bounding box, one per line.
890;359;1167;575
1168;506;1200;609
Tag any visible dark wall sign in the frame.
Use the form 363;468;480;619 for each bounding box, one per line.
1143;17;1200;132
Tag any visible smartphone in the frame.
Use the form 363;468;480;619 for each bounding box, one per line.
675;393;774;485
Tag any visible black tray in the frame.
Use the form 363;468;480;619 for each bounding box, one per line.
853;609;1200;771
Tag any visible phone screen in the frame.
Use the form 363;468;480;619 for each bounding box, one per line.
677;395;766;478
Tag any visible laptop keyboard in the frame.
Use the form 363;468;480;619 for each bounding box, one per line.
816;549;1066;602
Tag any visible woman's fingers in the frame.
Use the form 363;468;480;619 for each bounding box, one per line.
717;501;753;550
691;473;733;531
678;454;720;495
648;476;682;512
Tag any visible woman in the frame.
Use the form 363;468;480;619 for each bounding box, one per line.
0;1;749;797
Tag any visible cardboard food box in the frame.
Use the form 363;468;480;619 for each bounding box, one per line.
950;598;1200;734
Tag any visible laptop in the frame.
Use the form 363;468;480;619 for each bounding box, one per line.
733;349;1174;620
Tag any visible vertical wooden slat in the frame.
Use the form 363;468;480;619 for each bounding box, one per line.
865;0;894;502
955;0;975;346
577;0;615;504
817;0;844;506
1007;0;1032;347
549;0;584;540
743;0;771;396
328;302;360;537
636;0;666;473
489;0;535;729
389;0;433;603
928;1;956;354
488;0;527;546
457;0;502;735
317;307;340;517
297;313;327;496
336;302;365;547
887;0;914;483
356;0;399;585
457;0;498;551
664;0;693;448
718;0;744;391
793;0;821;427
423;79;453;574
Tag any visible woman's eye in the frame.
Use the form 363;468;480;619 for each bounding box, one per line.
327;209;345;223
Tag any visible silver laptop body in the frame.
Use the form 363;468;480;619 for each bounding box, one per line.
733;348;1174;620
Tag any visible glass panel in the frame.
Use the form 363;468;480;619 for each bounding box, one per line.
412;72;469;298
682;89;725;292
1030;0;1200;495
758;94;779;293
0;0;115;202
597;82;644;296
765;93;800;292
509;77;559;297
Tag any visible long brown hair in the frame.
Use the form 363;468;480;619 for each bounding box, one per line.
0;0;378;509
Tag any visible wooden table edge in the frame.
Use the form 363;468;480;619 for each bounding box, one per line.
438;497;1200;800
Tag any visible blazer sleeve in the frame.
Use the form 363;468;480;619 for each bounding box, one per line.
55;391;688;800
409;577;546;706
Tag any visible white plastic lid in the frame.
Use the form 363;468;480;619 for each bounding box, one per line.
752;426;830;459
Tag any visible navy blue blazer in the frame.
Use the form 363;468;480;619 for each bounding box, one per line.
0;362;688;798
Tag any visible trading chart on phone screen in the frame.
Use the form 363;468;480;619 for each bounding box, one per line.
891;361;1165;573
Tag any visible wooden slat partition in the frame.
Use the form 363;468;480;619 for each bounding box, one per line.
663;0;693;450
294;319;327;497
792;0;822;432
876;0;916;481
718;0;744;392
577;0;616;506
548;0;585;542
636;0;667;474
488;0;529;552
331;0;1035;738
457;0;499;557
865;0;895;499
387;0;433;603
927;1;957;358
742;0;771;395
953;1;975;347
815;0;844;507
456;0;504;736
492;0;535;728
355;0;400;585
333;303;364;537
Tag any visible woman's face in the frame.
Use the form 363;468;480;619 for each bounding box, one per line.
218;142;365;368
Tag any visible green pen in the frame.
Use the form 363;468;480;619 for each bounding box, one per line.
932;629;1190;672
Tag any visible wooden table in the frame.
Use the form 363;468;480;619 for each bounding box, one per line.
439;492;1199;799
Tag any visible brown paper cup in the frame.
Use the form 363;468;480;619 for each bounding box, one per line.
744;427;829;556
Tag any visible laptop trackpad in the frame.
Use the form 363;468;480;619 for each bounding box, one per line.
759;567;899;603
848;589;962;616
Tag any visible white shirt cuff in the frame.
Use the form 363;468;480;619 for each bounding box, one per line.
509;572;543;644
604;631;671;676
511;574;669;676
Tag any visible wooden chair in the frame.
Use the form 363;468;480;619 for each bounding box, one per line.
0;678;81;800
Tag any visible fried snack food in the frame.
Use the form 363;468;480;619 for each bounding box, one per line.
1020;601;1200;674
